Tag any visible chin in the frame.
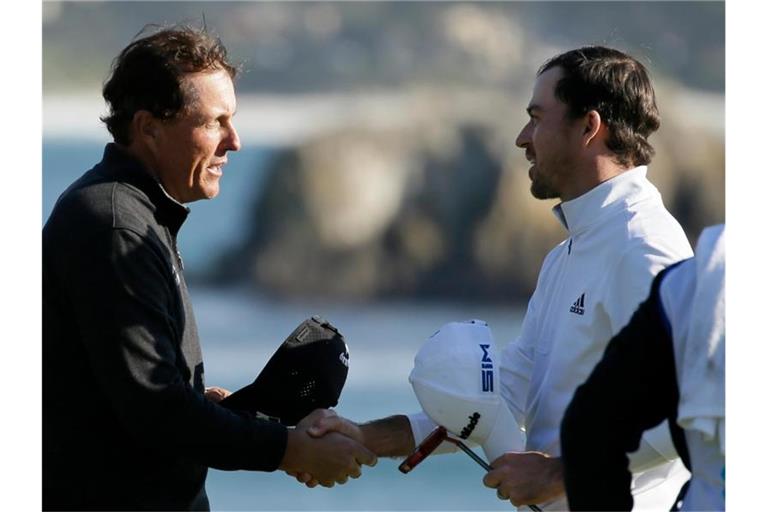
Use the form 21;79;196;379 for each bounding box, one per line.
530;181;559;200
201;179;221;200
185;187;219;203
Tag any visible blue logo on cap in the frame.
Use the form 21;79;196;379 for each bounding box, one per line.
480;344;493;392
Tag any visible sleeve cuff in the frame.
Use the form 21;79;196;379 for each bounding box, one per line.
243;419;289;472
406;410;459;456
628;422;679;472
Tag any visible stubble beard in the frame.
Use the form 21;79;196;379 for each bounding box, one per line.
529;146;575;200
529;170;559;200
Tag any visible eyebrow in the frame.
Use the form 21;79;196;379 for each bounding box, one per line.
209;107;236;120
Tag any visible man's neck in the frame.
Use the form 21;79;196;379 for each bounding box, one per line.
118;142;161;182
560;156;631;202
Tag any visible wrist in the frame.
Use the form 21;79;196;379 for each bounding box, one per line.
278;428;300;473
360;415;414;457
547;456;565;497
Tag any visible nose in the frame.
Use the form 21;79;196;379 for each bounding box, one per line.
222;121;241;153
515;121;531;149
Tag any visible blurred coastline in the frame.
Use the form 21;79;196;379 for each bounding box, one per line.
43;2;724;304
45;80;724;303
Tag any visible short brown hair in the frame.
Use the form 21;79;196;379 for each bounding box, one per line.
539;46;660;168
101;25;237;144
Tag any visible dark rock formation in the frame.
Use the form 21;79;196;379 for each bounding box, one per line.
214;88;724;303
215;121;560;302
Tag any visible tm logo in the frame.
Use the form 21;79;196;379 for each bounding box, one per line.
480;344;494;392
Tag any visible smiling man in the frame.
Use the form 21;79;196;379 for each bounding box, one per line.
42;26;375;511
125;67;241;203
480;46;694;510
305;46;694;511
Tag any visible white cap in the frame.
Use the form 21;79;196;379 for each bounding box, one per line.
409;320;524;461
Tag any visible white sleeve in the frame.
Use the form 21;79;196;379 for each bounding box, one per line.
499;283;541;429
406;411;459;455
605;245;680;334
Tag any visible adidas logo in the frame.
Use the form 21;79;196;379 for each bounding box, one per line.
569;293;585;315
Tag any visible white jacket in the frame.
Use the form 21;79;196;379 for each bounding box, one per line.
409;167;693;510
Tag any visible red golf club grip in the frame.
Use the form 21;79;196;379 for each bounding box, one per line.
398;426;448;473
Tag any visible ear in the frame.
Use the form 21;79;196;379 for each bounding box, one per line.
582;110;603;147
131;110;160;147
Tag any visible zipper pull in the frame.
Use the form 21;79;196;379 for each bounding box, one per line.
175;246;184;271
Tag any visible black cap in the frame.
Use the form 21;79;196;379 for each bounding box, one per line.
219;316;349;426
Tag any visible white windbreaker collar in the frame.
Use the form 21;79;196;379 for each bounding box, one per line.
552;166;656;235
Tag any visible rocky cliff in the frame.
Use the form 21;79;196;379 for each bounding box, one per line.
214;86;724;302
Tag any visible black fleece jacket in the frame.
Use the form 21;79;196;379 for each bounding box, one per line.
43;144;287;511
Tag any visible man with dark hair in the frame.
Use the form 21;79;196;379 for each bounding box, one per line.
43;25;375;511
305;46;692;510
534;46;660;173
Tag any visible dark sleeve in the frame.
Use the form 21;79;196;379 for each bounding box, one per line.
560;269;680;511
62;226;287;471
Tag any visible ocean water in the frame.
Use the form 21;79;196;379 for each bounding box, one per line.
43;139;525;510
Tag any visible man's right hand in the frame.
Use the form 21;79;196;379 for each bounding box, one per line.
308;414;366;445
286;413;416;487
279;409;377;487
308;413;415;457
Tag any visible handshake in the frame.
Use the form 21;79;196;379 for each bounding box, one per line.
207;384;376;489
275;406;561;509
212;316;376;487
209;316;378;488
279;408;376;488
205;317;566;507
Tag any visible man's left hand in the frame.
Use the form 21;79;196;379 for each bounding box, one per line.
204;386;232;403
483;452;565;507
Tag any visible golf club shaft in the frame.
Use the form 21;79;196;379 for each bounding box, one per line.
453;440;542;512
454;440;491;470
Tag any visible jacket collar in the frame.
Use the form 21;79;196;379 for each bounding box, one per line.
552;166;657;235
99;143;190;236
